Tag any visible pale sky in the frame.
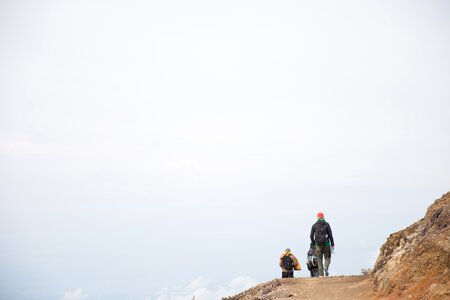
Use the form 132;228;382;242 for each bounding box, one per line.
1;1;449;299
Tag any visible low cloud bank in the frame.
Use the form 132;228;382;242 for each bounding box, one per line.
62;288;88;300
155;276;258;300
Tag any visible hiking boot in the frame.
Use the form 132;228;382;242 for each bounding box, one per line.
325;269;329;276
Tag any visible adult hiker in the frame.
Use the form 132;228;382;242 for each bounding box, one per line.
310;212;335;276
279;248;301;278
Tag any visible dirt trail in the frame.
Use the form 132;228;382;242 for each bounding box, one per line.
278;276;376;300
224;275;376;300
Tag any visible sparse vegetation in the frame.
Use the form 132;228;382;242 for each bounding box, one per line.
360;268;371;275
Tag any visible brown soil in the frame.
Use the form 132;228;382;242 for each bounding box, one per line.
223;276;376;300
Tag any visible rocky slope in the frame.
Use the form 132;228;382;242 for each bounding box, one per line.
372;192;450;299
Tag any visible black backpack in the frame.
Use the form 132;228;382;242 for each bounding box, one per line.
307;255;318;270
314;222;328;245
282;255;294;270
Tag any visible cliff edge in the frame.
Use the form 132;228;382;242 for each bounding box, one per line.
372;192;450;299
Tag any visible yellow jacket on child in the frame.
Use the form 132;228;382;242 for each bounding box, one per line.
279;250;301;271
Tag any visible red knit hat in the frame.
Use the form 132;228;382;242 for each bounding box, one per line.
317;212;324;219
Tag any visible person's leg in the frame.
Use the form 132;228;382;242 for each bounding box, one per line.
323;245;331;276
313;268;320;277
282;271;287;278
288;271;294;278
315;244;324;276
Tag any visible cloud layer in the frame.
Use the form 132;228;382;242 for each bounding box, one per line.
155;276;258;300
62;288;88;300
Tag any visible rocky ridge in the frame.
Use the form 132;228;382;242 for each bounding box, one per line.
372;192;450;299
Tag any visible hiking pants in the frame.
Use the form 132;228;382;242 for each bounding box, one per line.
282;271;294;278
315;244;331;276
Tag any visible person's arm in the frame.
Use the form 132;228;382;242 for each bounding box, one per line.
327;223;335;247
310;224;316;245
279;258;284;270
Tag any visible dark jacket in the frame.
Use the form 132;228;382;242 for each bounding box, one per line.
310;220;335;247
